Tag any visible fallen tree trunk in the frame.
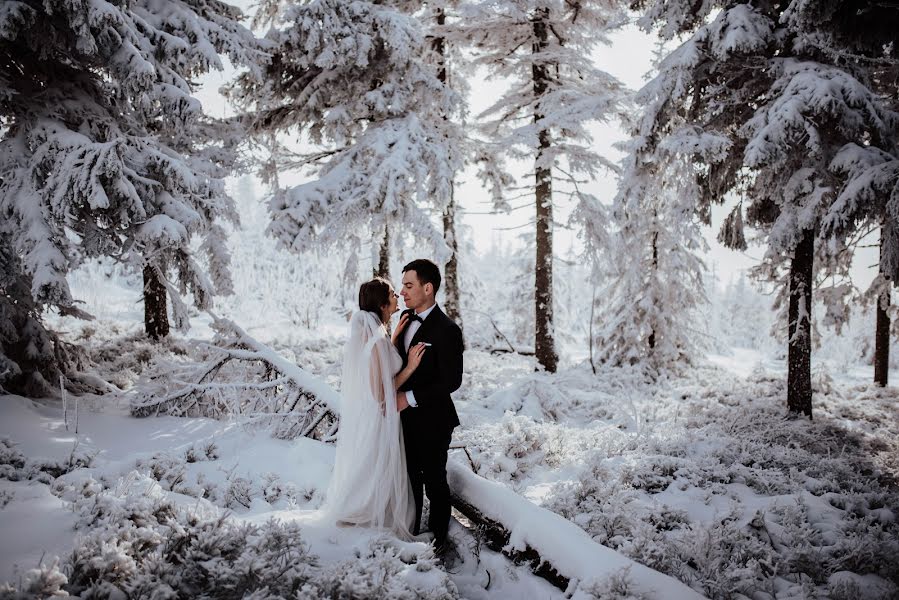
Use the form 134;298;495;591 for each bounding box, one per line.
209;316;342;415
130;315;340;442
447;461;707;599
450;487;569;589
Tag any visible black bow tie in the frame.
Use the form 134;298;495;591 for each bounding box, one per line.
406;311;423;324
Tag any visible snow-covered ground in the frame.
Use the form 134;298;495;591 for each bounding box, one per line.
456;351;899;599
3;305;898;599
0;358;558;598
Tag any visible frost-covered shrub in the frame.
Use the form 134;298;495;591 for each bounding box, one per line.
0;437;95;484
478;416;547;484
457;414;578;486
0;438;25;470
280;483;319;509
670;514;778;599
204;442;220;461
65;499;318;598
30;452;96;481
534;365;899;600
0;439;26;482
192;473;218;500
134;452;219;500
144;455;186;492
182;442;220;465
261;472;283;504
51;475;104;506
184;446;200;463
773;500;899;583
223;476;254;509
575;568;648;600
0;560;68;599
86;329;192;390
552;472;778;598
619;455;709;493
131;450;311;511
316;541;458;600
4;476;458;599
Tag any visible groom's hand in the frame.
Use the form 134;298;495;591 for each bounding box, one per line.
396;391;409;412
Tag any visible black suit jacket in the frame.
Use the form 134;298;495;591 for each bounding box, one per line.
395;305;462;430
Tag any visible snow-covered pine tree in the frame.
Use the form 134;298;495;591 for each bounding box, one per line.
554;241;593;354
228;0;465;282
578;34;710;372
810;2;899;387
458;0;626;372
0;0;258;394
509;233;537;350
719;273;775;352
873;230;898;386
632;0;898;416
584;150;708;371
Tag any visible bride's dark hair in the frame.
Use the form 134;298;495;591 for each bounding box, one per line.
358;277;392;322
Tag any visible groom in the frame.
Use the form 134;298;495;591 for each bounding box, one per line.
395;259;463;554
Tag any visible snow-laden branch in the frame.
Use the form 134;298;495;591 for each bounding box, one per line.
208;315;341;415
130;315;340;442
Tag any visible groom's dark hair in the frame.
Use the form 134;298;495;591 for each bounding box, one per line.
403;259;441;293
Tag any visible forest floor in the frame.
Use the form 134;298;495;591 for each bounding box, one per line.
1;314;898;599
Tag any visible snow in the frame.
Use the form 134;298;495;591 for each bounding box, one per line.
4;282;898;598
0;383;563;597
0;480;75;584
2;1;898;597
210;316;343;415
447;461;707;600
707;4;773;59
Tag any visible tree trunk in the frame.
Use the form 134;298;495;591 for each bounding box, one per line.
443;193;462;324
143;265;169;341
376;225;390;279
589;282;597;374
874;227;890;386
648;225;659;351
787;228;814;417
532;7;557;373
874;288;890;386
433;8;463;334
450;488;569;591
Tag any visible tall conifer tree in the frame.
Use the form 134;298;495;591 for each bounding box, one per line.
228;0;465;281
0;0;258;394
458;0;626;372
632;0;898;416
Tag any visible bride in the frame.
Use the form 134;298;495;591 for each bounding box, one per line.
322;277;426;539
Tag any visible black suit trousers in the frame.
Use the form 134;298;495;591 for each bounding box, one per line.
402;413;453;542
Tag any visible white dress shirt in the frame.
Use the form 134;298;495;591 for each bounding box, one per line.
402;303;436;408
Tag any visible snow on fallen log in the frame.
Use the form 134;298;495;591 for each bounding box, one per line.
447;461;707;599
209;316;342;415
130;315;341;441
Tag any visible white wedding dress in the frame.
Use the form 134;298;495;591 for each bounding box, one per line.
322;310;415;540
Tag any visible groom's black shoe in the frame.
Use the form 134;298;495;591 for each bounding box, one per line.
433;537;448;555
433;536;460;571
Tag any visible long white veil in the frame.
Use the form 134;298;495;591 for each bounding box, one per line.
323;310;414;539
